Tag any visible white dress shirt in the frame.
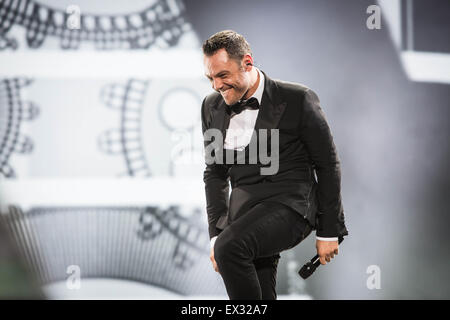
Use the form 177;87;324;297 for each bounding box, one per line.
210;68;337;249
223;68;264;150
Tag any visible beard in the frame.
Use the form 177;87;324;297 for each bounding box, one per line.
220;84;247;106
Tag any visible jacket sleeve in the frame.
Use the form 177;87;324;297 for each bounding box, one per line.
298;89;348;238
201;97;230;239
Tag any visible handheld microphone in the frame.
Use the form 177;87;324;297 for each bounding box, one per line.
298;236;344;279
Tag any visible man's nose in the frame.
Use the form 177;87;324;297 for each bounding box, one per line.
212;78;223;91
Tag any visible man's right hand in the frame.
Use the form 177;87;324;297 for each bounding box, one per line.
210;246;219;273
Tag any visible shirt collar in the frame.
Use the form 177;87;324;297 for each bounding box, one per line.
245;67;264;104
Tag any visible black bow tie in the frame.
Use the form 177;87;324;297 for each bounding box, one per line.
226;97;260;116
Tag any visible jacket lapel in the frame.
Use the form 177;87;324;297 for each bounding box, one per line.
210;98;230;144
254;70;287;132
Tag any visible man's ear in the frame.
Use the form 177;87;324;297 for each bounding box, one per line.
243;55;253;70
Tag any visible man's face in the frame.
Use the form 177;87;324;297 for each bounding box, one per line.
204;48;251;106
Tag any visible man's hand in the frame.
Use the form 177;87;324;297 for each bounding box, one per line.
210;246;219;273
316;239;339;265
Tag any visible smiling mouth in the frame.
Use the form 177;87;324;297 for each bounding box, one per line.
220;86;233;94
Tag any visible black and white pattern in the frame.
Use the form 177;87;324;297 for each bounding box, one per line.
0;0;190;50
0;78;39;178
99;78;206;177
2;205;224;295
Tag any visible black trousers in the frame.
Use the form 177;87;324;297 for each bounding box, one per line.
214;201;313;300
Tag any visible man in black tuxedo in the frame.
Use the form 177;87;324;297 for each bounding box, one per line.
201;30;348;300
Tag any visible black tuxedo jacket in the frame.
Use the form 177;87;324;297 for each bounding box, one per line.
201;70;348;239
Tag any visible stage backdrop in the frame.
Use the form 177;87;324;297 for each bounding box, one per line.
1;0;449;299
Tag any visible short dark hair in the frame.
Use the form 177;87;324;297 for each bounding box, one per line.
202;30;252;63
